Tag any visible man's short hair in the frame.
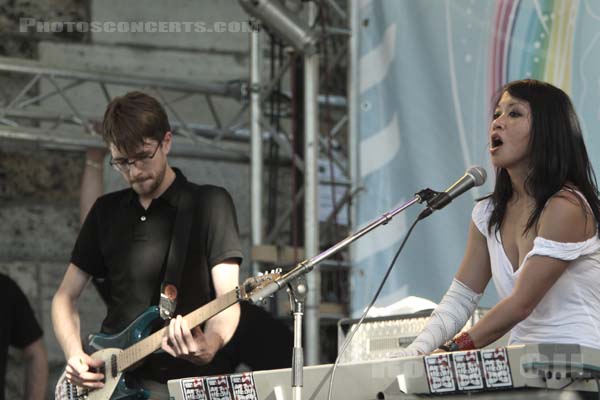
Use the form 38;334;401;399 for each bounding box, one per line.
102;91;171;155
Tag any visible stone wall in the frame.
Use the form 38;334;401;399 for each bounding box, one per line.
0;147;106;399
2;0;90;397
0;0;260;398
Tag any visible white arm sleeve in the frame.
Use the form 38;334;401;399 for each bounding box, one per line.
400;279;482;356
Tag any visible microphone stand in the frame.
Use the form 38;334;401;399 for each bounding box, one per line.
249;190;436;400
287;275;307;400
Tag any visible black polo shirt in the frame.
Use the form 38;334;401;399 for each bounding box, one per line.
0;274;43;400
71;169;243;381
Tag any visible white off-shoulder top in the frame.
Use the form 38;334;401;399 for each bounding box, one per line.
472;194;600;349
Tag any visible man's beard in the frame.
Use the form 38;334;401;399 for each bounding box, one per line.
131;165;166;197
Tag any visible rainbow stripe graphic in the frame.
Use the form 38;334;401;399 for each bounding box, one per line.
489;0;579;98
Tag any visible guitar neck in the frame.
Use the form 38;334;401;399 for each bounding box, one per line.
117;289;240;371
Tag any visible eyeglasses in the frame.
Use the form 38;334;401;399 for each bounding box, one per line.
109;140;162;173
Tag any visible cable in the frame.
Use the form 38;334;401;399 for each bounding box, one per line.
326;213;422;400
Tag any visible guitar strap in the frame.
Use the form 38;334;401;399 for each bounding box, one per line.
159;185;195;320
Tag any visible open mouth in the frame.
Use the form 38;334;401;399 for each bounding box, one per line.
490;134;503;150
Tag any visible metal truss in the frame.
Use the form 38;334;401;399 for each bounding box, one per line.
246;0;352;366
0;53;349;166
255;11;352;249
0;0;352;365
0;55;252;161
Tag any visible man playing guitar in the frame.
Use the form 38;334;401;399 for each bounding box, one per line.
52;91;244;399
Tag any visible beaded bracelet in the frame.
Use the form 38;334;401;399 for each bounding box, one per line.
454;331;476;350
439;332;476;352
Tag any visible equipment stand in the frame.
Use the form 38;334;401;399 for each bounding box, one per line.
287;276;307;400
249;190;437;400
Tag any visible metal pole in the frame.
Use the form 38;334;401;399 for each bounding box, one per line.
0;56;240;98
250;21;264;277
0;126;250;162
289;276;307;400
247;195;424;303
304;1;320;366
348;0;360;271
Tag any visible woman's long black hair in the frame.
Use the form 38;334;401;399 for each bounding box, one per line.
487;79;600;236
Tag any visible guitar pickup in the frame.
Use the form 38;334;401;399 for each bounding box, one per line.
111;355;118;379
89;363;107;384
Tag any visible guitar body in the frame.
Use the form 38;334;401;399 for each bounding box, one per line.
54;273;280;400
56;348;125;400
88;306;161;353
55;307;161;400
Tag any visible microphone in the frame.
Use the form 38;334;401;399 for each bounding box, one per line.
418;166;487;220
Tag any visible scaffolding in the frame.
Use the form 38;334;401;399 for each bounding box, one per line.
0;0;353;365
245;0;352;365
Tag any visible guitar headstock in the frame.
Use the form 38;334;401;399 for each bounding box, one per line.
239;269;282;300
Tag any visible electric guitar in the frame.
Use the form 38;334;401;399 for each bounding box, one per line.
55;272;280;400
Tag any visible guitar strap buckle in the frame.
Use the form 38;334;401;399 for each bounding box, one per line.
159;283;178;320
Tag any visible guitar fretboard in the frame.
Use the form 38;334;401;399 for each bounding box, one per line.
116;289;239;372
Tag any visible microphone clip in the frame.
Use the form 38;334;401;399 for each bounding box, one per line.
415;188;449;221
415;188;440;204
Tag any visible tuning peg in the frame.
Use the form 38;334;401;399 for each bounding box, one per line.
257;271;263;276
